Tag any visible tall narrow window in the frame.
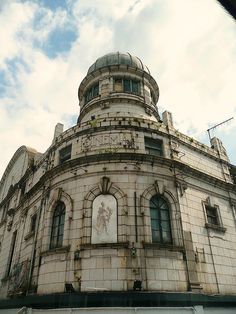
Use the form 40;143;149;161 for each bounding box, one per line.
50;201;65;249
1;200;9;222
30;214;37;233
6;230;17;277
150;195;172;244
205;205;220;226
84;82;99;103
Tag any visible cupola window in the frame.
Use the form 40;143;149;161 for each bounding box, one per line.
84;82;99;103
114;78;140;95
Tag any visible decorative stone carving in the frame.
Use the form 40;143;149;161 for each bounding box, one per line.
176;179;188;196
154;180;165;195
99;176;111;194
91;194;117;244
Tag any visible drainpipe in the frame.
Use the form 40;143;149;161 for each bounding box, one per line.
134;191;138;242
165;123;191;290
26;185;46;294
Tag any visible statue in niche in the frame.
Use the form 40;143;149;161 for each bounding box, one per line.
91;194;117;244
95;202;113;235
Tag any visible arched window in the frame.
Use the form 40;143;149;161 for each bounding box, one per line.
150;195;172;244
50;201;66;249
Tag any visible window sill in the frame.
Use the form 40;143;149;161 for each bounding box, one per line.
24;231;35;241
205;223;226;233
142;242;184;252
80;242;129;250
41;245;70;256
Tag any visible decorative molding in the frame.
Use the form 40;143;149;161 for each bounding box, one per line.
99;176;111;194
154;179;165;195
40;245;70;257
176;179;188;196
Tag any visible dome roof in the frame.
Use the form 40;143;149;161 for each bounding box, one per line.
87;52;150;75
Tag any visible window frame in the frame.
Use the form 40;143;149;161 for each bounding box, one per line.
1;200;9;222
145;137;163;156
59;144;72;164
113;77;141;95
6;230;17;277
30;213;37;233
50;201;66;250
150;195;172;245
203;201;226;232
84;82;99;104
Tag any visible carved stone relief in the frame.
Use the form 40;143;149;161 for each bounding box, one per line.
80;132;137;153
91;194;117;244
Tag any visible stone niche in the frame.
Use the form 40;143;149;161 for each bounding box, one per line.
91;194;117;244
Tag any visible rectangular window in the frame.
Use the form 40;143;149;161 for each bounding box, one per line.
114;78;140;95
114;78;123;92
6;231;17;277
145;138;163;156
59;144;72;164
30;214;37;233
1;200;9;222
132;80;139;94
124;79;131;92
205;205;219;226
85;83;99;103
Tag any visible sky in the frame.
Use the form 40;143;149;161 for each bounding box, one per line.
0;0;235;178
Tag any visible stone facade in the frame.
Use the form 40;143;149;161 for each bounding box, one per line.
0;52;235;304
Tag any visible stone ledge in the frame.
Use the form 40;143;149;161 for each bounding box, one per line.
80;242;129;250
142;242;184;252
205;223;226;233
40;245;70;256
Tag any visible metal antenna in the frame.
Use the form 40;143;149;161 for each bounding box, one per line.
207;117;234;143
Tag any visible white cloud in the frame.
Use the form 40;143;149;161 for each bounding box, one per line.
0;0;236;178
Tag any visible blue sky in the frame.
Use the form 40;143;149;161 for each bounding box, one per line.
0;0;236;177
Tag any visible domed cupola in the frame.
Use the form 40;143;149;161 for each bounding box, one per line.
78;52;160;124
87;52;151;75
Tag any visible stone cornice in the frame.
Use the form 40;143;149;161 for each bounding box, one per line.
10;153;235;207
41;122;228;168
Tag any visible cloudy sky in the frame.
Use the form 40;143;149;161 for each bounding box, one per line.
0;0;235;178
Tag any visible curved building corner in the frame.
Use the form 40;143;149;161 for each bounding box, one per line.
0;52;236;313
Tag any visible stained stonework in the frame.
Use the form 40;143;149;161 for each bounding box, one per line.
0;52;235;308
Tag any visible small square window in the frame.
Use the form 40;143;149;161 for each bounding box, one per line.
145;138;163;156
59;144;72;164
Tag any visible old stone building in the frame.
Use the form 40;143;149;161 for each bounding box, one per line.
0;52;235;313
